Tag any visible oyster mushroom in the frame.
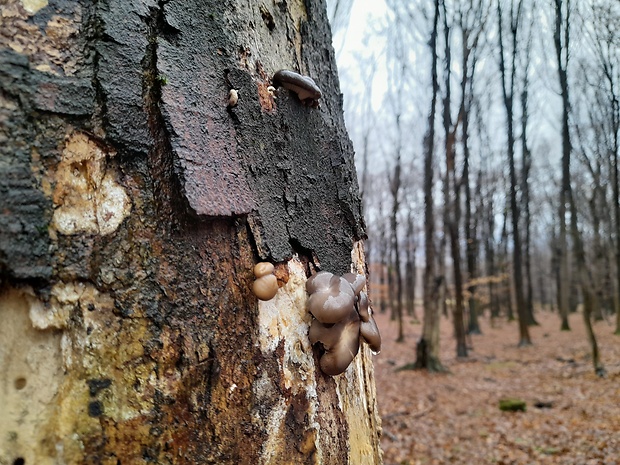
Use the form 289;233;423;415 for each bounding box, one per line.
252;262;278;301
306;271;355;324
272;69;322;108
360;313;381;354
309;307;361;376
356;291;370;322
343;272;366;296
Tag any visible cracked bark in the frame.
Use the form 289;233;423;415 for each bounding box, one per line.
0;1;382;464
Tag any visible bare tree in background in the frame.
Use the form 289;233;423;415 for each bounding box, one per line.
553;0;572;331
456;0;489;336
388;116;404;342
585;0;620;335
384;12;409;342
440;0;468;357
497;0;532;345
519;17;538;326
414;0;445;371
405;199;419;321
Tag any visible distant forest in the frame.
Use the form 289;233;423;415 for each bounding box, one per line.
328;0;619;375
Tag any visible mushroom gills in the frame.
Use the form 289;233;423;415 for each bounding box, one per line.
272;69;322;107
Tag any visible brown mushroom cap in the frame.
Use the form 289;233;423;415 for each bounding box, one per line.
360;314;381;354
356;291;370;322
309;308;361;376
272;69;322;105
252;274;278;301
307;274;356;324
306;271;334;294
343;272;366;296
254;262;275;278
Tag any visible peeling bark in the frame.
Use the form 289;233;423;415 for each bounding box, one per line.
0;1;381;463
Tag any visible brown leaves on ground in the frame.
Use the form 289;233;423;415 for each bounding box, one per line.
374;310;620;465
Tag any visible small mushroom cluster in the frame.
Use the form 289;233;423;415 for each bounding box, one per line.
272;69;322;108
252;262;278;301
307;271;381;376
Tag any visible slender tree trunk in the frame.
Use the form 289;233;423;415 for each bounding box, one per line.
379;261;388;314
484;185;500;320
520;46;538;326
554;0;572;332
405;209;418;320
590;190;605;321
500;205;514;321
497;0;531;345
414;0;444;372
538;253;549;310
441;0;468;358
377;199;388;315
568;191;606;376
613;96;620;334
0;1;382;464
462;38;481;336
390;144;404;342
466;171;481;334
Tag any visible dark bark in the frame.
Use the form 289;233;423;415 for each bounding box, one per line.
467;170;482;335
460;13;484;336
614;96;620;334
568;191;606;376
497;0;531;345
415;0;444;372
405;208;418;320
441;0;467;358
377;197;388;314
500;204;514;321
519;37;538;326
484;182;500;320
0;1;381;463
389;143;404;341
554;0;571;332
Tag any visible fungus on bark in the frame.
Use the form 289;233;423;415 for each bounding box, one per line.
356;291;370;322
228;89;238;107
272;70;322;108
343;272;366;296
252;262;278;301
360;315;381;354
306;271;355;324
306;270;381;376
309;307;361;376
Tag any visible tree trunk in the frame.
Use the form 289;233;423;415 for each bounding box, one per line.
613;87;620;334
0;1;382;464
387;110;404;341
554;0;572;332
441;0;467;358
497;0;531;345
568;191;606;376
415;0;444;372
460;22;481;337
519;41;538;327
484;186;500;320
500;207;514;321
377;198;388;315
405;208;418;321
466;170;481;335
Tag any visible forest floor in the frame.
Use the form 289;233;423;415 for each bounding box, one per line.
374;309;620;465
